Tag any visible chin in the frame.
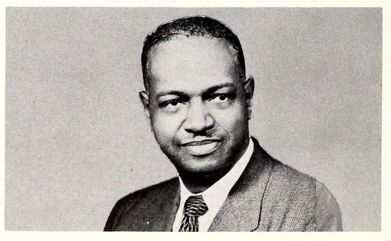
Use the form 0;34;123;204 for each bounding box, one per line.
178;155;232;176
161;145;235;174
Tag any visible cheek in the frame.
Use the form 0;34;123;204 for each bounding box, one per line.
212;103;248;134
151;112;183;142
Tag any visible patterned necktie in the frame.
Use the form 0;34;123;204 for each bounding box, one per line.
179;195;208;232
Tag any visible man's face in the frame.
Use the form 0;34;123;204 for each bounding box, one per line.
140;36;253;178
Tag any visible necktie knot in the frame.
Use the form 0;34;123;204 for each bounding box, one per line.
179;195;208;232
183;195;208;217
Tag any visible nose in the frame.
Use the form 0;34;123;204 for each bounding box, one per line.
183;98;214;133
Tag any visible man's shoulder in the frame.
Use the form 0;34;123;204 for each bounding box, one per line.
254;147;342;231
270;159;342;230
266;158;319;205
115;177;179;208
251;141;318;201
269;158;316;185
251;140;316;188
104;177;179;231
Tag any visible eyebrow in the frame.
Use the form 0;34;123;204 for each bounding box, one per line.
156;83;236;99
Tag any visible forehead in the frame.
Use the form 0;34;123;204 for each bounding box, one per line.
147;36;241;94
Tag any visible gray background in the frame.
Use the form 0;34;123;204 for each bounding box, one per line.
5;8;381;231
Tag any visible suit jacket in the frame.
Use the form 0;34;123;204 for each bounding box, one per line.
104;138;340;231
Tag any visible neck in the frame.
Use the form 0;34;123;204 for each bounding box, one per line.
179;172;222;193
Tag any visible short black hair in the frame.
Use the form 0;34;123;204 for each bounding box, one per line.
141;16;246;91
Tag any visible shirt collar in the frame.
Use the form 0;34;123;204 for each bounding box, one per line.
178;138;254;211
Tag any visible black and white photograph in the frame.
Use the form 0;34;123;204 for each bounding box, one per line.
4;6;382;233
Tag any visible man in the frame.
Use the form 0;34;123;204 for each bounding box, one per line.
104;16;342;231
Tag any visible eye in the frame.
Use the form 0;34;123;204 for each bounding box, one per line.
217;95;228;101
159;98;186;112
209;94;231;103
167;99;181;106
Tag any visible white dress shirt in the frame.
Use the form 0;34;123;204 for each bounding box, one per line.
172;138;254;232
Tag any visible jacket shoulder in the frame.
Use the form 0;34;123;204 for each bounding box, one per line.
260;157;318;231
104;177;179;231
251;138;316;187
116;177;179;206
269;158;316;185
266;158;318;205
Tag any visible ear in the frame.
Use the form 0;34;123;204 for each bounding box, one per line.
139;90;151;119
244;76;254;120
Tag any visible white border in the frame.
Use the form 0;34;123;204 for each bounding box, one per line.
1;1;389;240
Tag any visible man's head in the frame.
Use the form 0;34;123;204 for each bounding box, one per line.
139;16;254;187
141;16;247;93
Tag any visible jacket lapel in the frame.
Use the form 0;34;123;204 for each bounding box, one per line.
208;139;274;231
158;181;181;231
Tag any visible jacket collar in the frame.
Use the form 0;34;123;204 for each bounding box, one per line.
208;138;274;231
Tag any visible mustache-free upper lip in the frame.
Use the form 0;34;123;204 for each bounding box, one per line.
181;138;222;146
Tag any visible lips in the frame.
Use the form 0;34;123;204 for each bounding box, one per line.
181;139;221;156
